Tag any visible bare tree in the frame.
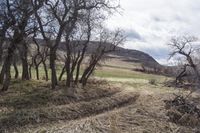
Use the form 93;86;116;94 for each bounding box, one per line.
28;55;34;79
58;56;67;81
168;36;200;88
32;34;45;80
40;47;49;81
0;0;16;64
33;0;119;89
0;0;122;92
0;0;43;91
62;10;92;88
33;52;42;80
0;0;16;84
80;29;125;86
13;58;19;79
19;40;30;80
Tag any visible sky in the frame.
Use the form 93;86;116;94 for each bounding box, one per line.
106;0;200;65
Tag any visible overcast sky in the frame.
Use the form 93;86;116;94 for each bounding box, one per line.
106;0;200;65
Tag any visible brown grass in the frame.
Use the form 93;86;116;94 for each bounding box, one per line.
0;80;138;133
21;81;200;133
0;73;200;133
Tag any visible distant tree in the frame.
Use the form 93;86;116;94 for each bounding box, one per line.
0;0;123;93
28;55;34;79
33;47;43;80
40;47;49;81
63;10;93;88
32;32;50;80
33;0;120;89
80;28;125;86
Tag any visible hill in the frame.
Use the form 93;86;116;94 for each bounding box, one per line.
56;40;161;69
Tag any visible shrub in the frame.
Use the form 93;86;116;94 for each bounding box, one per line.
149;79;156;85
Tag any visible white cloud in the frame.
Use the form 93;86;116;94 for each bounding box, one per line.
106;0;200;65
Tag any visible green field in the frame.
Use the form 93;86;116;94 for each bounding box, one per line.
6;64;169;83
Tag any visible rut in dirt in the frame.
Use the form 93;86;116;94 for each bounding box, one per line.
0;91;139;133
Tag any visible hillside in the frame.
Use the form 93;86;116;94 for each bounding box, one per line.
32;39;161;69
111;47;160;67
5;37;160;69
64;41;160;67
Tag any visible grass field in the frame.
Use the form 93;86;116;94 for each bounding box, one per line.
8;63;167;82
0;59;199;133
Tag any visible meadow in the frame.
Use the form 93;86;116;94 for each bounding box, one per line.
1;59;199;133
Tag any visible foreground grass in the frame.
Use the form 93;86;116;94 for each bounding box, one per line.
16;77;199;133
0;79;140;132
0;73;198;133
0;63;183;133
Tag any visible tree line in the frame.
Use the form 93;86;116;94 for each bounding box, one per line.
0;0;125;93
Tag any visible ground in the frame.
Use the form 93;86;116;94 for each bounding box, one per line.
0;58;200;133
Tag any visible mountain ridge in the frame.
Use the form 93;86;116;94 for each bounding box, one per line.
29;38;161;68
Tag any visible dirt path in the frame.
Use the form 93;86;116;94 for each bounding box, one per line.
2;87;137;133
18;81;197;133
22;84;156;133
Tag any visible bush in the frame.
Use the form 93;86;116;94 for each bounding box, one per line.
149;79;156;85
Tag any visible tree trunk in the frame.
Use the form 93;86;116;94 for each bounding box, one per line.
0;62;6;84
75;58;83;84
81;65;95;86
75;48;87;84
21;44;30;80
13;60;19;79
0;28;6;64
29;65;32;79
187;56;200;86
59;64;66;81
0;41;3;64
80;58;99;86
1;47;14;91
42;61;48;81
50;49;57;89
80;64;93;83
1;65;11;92
22;58;29;80
70;59;79;83
75;63;80;84
66;57;71;88
35;65;39;80
83;65;95;86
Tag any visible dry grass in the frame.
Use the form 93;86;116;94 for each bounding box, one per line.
0;79;139;133
0;57;199;133
20;80;200;133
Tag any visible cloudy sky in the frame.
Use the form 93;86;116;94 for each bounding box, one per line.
106;0;200;65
